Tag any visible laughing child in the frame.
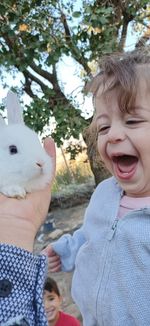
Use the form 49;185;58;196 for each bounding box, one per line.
43;48;150;325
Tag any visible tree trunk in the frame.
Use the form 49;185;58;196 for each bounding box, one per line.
83;126;110;186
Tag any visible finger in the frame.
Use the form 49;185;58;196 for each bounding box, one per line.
48;262;61;273
41;246;52;255
42;245;56;257
49;266;61;273
44;137;56;182
48;255;61;264
48;259;60;268
48;255;61;270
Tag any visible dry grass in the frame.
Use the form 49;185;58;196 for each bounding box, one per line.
52;148;93;194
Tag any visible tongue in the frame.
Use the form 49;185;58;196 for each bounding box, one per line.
117;156;138;173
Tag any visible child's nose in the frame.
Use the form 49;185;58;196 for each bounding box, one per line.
107;124;125;143
45;299;51;309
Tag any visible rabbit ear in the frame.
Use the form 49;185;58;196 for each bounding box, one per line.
6;90;24;124
0;114;6;127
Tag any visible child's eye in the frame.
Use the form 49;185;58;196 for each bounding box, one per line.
97;125;110;135
126;119;144;125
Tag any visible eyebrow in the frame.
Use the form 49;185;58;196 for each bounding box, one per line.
96;113;109;122
46;294;55;298
132;105;146;111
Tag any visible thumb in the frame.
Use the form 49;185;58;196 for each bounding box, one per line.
41;244;55;257
43;137;56;182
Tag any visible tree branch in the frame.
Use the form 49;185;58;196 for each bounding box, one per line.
23;73;37;98
61;11;92;76
23;69;49;94
118;14;130;51
30;62;56;85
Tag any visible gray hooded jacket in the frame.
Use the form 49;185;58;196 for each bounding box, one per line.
52;177;150;326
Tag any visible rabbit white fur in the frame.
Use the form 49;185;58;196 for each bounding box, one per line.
0;90;52;198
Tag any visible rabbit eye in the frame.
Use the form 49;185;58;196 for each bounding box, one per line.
9;145;18;155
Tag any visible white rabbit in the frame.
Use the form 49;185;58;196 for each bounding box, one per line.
0;90;52;198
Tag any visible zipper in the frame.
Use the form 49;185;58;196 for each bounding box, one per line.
96;218;118;323
107;219;119;241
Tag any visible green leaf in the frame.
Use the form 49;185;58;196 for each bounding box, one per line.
72;11;81;18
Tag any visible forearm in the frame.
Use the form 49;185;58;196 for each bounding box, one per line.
0;214;35;252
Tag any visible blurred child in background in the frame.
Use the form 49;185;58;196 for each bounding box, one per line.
44;277;81;326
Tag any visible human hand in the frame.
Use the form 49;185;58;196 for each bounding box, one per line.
42;244;61;272
0;138;56;252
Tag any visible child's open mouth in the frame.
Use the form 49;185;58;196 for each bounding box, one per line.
112;155;138;180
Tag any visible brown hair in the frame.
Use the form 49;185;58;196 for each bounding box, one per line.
44;277;60;297
85;47;150;113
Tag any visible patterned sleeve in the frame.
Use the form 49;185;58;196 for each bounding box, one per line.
0;244;48;326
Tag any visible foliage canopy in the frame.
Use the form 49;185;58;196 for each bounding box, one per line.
0;0;149;160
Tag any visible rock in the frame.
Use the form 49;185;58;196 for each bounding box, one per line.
49;229;63;240
41;219;56;233
50;180;94;209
